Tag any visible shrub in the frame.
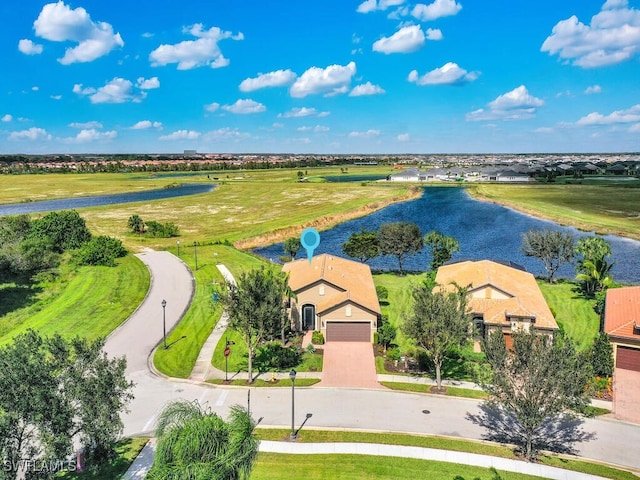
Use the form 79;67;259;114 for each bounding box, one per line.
377;323;396;350
311;331;324;345
590;333;614;377
29;210;91;253
77;236;127;267
386;347;401;362
254;342;302;371
146;220;181;238
305;343;316;354
375;285;388;302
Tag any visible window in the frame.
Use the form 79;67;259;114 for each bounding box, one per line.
319;285;325;296
346;306;352;317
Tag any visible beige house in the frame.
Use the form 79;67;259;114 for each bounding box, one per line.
282;253;380;342
604;286;640;423
435;260;558;348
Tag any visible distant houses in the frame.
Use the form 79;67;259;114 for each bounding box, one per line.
387;167;534;183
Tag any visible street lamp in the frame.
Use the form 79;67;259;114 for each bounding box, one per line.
161;299;167;349
193;241;198;270
176;240;180;257
289;369;297;440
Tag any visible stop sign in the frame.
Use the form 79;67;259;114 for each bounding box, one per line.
224;347;230;357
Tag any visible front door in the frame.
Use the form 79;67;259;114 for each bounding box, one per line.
302;305;316;331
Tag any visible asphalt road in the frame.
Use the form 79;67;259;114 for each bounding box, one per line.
108;251;640;472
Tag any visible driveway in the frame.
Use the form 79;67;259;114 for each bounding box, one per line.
316;342;382;389
613;368;640;423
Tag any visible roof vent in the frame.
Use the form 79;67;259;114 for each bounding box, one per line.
634;322;640;335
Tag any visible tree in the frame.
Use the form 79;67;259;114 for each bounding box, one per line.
221;267;289;382
76;236;127;267
148;401;258;480
521;229;574;283
574;237;614;296
127;214;145;233
283;237;302;259
377;323;396;352
28;210;92;253
424;230;460;271
590;332;614;378
377;222;423;275
402;284;471;389
475;330;592;461
342;228;380;263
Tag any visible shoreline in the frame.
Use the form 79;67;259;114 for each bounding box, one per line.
234;186;422;250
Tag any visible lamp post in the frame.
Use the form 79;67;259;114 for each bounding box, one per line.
176;240;180;257
193;241;198;270
161;299;167;349
289;369;297;440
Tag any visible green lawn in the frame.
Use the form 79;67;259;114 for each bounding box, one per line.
207;378;320;387
381;382;488;399
0;254;149;344
537;280;600;351
56;438;148;479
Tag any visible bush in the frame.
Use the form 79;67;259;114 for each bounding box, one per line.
254;342;302;371
305;343;316;354
311;331;324;345
375;285;389;302
386;347;401;362
590;333;614;377
77;236;127;267
377;323;396;350
146;220;180;238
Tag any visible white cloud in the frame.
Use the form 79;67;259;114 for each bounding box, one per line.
412;0;462;21
205;102;220;112
584;84;602;94
136;77;160;89
349;82;386;96
298;125;330;133
32;86;39;92
239;69;297;92
69;121;102;129
131;120;162;130
629;123;640;132
18;39;43;55
397;133;410;141
576;104;640;125
408;62;479;85
74;78;149;104
357;0;405;13
373;25;425;54
51;95;62;100
33;1;123;64
149;23;242;70
541;0;640;68
290;62;356;97
8;127;52;141
2;114;13;122
203;127;250;141
278;107;330;118
66;129;117;143
348;129;381;138
159;130;201;141
466;85;544;121
221;99;266;114
426;28;444;40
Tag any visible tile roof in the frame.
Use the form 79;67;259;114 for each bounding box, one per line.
282;254;381;315
604;286;640;340
435;260;558;330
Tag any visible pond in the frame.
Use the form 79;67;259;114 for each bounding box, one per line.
254;186;640;284
0;183;216;216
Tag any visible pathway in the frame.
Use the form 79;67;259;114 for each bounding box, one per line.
317;342;381;389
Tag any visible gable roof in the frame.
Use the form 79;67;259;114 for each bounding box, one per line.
282;253;380;315
435;260;558;330
605;286;640;340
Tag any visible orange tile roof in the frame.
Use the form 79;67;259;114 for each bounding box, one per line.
605;286;640;340
282;254;381;315
435;260;558;330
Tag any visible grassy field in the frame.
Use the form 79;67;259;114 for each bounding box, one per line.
468;183;640;240
0;254;149;344
381;382;488;399
537;279;600;351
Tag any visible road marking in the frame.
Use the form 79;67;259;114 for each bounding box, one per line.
215;390;229;407
198;389;208;406
143;405;164;433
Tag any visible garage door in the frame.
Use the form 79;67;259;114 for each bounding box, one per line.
326;322;370;342
617;346;640;372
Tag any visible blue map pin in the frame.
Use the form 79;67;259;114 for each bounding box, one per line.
300;228;320;264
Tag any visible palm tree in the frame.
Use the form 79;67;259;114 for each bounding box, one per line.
147;401;258;480
576;258;614;297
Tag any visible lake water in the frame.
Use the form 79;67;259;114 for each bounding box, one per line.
0;183;215;216
254;187;640;284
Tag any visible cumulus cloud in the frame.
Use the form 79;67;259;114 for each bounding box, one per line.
373;25;425;54
18;39;43;55
412;0;462;21
408;62;479;85
2;114;13;122
576;104;640;125
239;69;297;92
149;23;242;70
397;133;410;141
349;82;386;96
541;0;640;68
32;1;123;64
205;102;220;112
584;84;602;94
221;99;266;114
66;129;117;143
203;127;250;141
74;77;150;104
136;77;160;89
69;121;102;129
290;62;356;97
8;127;52;141
357;0;405;13
297;125;330;133
159;130;201;141
131;120;162;130
426;28;444;40
629;123;640;132
278;107;330;118
466;85;544;121
348;129;381;138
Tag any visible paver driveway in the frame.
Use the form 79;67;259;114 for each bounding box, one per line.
316;342;382;389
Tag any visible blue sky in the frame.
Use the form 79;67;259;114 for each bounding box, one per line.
1;0;639;154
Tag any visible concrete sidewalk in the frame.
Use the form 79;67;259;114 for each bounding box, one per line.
121;439;156;480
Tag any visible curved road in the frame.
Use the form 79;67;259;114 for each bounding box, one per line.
106;251;640;473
